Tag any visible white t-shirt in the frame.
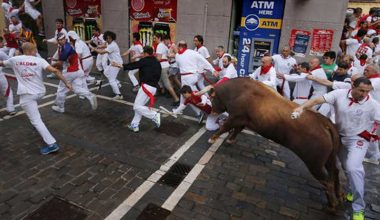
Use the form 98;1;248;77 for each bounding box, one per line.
47;28;68;44
355;43;373;61
272;54;297;75
74;40;92;58
323;89;380;136
220;63;237;79
91;34;105;46
345;38;360;58
156;42;169;68
2;3;19;20
353;59;366;75
347;66;359;77
194;46;210;59
369;77;380;103
128;43;143;61
249;66;277;89
213;53;231;69
9;22;22;35
284;73;312;99
3;55;49;95
310;67;328;97
332;81;351;90
105;41;122;64
175;49;214;74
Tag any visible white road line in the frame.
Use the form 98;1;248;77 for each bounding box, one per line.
104;127;207;220
161;133;228;211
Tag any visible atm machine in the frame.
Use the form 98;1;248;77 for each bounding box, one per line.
237;0;285;76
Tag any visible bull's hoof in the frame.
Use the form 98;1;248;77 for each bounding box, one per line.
226;139;236;145
208;138;217;144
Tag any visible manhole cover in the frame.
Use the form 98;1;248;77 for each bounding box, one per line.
137;203;171;220
156;121;189;137
25;197;87;220
159;162;192;187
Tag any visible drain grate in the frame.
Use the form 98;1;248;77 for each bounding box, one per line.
155;121;189;137
159;162;192;187
137;203;171;220
25;197;87;220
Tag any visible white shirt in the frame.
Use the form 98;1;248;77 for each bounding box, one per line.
272;54;297;75
74;39;92;59
345;38;360;58
156;42;169;68
347;65;359;77
105;41;122;64
194;46;210;59
284;73;311;99
9;22;22;35
369;77;380;103
24;0;35;11
355;43;373;61
128;43;143;61
47;28;68;44
91;34;105;47
2;2;18;20
332;81;351;90
353;59;366;75
323;89;380;136
220;63;237;79
176;49;214;75
310;67;328;97
0;52;9;78
3;55;49;95
213;53;230;69
249;66;277;89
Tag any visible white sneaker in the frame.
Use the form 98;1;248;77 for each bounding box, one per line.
152;113;161;128
90;95;98;110
86;76;96;84
113;94;123;100
117;82;122;88
126;124;139;132
52;105;64;113
79;95;85;100
95;80;102;86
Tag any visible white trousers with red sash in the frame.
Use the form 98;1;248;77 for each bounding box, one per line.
339;136;369;212
131;84;157;126
0;73;14;112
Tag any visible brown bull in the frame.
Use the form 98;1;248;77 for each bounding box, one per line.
208;78;343;211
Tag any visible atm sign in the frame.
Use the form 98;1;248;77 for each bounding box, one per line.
241;17;282;30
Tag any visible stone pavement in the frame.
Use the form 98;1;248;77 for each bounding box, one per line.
0;69;379;220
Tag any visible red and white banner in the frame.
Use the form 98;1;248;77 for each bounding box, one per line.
129;0;177;22
64;0;101;18
310;29;334;56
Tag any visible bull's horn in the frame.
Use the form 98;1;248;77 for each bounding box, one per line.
196;85;214;96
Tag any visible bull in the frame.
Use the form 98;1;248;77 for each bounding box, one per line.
206;78;343;212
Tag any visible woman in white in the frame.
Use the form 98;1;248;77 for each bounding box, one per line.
93;31;123;99
0;43;72;154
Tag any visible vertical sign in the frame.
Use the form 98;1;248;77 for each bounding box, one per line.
289;29;311;57
64;0;102;41
310;29;334;56
129;0;177;47
237;0;285;76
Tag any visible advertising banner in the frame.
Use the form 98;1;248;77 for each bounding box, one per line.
310;29;334;56
237;0;285;76
289;29;311;57
129;0;177;46
64;0;102;41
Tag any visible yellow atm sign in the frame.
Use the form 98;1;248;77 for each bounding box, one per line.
241;17;282;30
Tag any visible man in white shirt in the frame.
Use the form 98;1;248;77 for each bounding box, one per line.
8;16;22;36
212;45;230;70
67;31;94;89
0;51;15;116
24;0;44;36
249;56;277;90
342;29;367;58
293;77;379;220
213;55;237;86
194;35;211;90
92;31;123;100
308;57;329;116
122;32;143;92
0;42;72;154
87;27;107;77
355;37;373;63
272;46;297;99
155;34;180;106
1;0;23;24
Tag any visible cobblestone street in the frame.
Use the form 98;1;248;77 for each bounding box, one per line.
0;71;379;220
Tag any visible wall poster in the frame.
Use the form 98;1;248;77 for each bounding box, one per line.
310;29;334;56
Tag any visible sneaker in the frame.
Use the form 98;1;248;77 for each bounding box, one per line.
86;76;96;83
152;113;161;128
3;111;16;119
95;80;102;86
113;94;123;100
198;113;205;124
172;100;180;107
90;95;98;110
40;143;59;155
79;95;85;100
132;85;140;93
352;210;365;220
346;192;353;202
117;82;122;88
47;73;56;79
127;124;139;132
52;105;64;113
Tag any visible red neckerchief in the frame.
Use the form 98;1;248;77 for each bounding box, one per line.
196;45;202;50
134;41;142;46
359;58;366;66
178;48;187;55
260;64;273;75
218;52;225;58
367;73;380;79
353;36;362;43
310;65;321;72
57;27;63;33
348;89;369;106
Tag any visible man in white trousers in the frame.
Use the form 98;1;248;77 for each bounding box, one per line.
92;31;123;100
272;46;297;98
113;46;161;132
67;31;94;91
293;77;379;220
0;42;72;154
51;33;97;113
0;51;15;117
